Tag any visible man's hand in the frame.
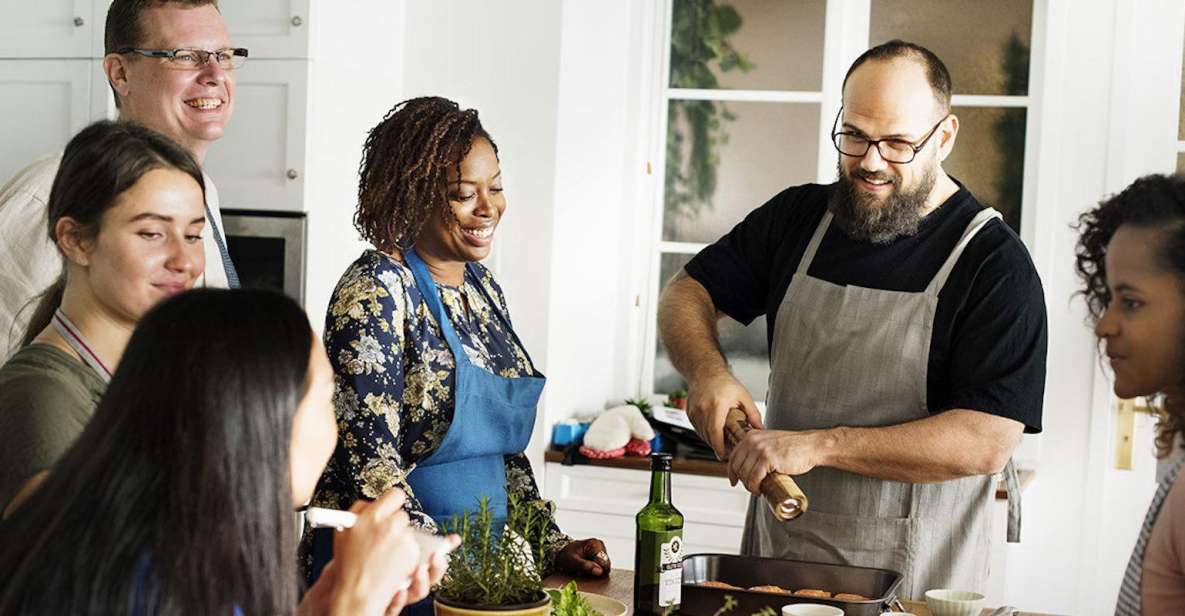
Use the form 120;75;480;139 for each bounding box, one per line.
727;429;826;494
687;370;762;460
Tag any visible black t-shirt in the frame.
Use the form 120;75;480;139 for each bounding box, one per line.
684;182;1046;433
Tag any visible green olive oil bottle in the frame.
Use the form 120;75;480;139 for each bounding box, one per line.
633;453;685;615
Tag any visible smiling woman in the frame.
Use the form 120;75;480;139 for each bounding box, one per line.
1075;174;1185;614
0;120;207;517
301;98;612;612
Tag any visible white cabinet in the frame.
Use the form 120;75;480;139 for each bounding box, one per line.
220;0;311;58
203;60;309;212
544;462;749;567
0;60;94;183
0;0;101;58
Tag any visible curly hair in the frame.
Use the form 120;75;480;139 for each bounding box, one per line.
354;97;498;252
1075;173;1185;456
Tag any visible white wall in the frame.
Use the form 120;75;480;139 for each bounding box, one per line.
303;1;404;335
401;0;564;471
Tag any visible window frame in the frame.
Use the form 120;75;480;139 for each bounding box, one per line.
633;0;1048;401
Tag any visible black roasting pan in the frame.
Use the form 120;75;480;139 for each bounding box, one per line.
680;553;904;616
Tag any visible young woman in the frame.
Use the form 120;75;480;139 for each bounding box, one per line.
0;289;433;615
0;120;207;515
1076;173;1185;615
301;97;610;593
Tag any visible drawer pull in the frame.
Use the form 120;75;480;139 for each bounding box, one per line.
73;16;85;27
286;168;299;180
291;15;304;27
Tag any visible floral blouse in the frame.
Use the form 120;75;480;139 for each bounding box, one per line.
299;250;570;574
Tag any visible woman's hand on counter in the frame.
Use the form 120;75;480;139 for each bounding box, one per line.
555;538;612;578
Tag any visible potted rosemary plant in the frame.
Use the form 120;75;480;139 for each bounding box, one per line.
434;496;552;616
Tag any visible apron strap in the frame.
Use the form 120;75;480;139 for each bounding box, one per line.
462;263;543;377
796;210;833;275
1004;458;1022;543
404;248;469;363
925;208;1002;294
1116;456;1185;615
50;309;112;383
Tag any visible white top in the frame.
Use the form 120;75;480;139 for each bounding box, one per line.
0;154;230;362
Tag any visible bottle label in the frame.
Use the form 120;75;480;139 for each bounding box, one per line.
639;530;683;607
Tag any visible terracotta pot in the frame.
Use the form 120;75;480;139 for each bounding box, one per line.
433;592;551;616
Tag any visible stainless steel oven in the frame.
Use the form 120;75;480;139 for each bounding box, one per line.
220;209;306;306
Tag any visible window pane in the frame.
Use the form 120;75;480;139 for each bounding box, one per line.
1177;152;1185;173
869;0;1032;96
669;0;826;91
944;106;1026;234
654;253;770;402
664;101;820;243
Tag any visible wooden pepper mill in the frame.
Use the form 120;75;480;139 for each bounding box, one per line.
724;407;809;521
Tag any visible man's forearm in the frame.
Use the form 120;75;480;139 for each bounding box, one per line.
814;409;1024;483
657;271;729;384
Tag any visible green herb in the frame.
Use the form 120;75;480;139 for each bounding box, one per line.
547;581;603;616
625;397;653;416
710;594;738;616
435;494;550;607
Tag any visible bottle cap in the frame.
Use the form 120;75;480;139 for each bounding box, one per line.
650;452;673;471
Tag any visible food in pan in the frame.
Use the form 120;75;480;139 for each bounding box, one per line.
697;581;741;590
693;581;867;601
748;585;792;595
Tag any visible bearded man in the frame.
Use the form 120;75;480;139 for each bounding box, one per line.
656;40;1047;598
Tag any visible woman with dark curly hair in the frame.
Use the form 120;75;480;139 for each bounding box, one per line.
300;97;610;600
1075;173;1185;614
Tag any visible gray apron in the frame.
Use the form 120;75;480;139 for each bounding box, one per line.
740;207;1012;600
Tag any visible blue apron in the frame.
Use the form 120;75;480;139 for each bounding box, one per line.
309;248;544;614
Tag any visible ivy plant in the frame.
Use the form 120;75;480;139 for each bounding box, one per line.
665;0;755;237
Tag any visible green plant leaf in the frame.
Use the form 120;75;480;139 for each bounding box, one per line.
713;5;742;34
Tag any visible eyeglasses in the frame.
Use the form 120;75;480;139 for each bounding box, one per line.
830;106;949;164
118;47;249;70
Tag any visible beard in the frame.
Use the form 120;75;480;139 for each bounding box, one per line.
828;157;937;244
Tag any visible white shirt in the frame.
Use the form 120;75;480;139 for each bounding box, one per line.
0;154;231;362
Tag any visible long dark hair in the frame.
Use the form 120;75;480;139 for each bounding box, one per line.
0;289;312;615
354;96;498;251
16;119;205;349
1076;173;1185;456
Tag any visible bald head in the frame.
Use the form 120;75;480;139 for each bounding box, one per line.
843;40;951;116
843;56;948;125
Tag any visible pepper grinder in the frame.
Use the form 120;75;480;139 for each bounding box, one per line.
724;407;809;521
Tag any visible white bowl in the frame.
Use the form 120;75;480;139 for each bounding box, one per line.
924;589;985;616
782;604;844;616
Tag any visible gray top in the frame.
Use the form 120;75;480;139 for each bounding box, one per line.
0;343;105;512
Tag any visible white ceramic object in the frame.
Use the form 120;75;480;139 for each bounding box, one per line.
544;589;626;616
578;591;627;616
781;604;844;616
924;589;986;616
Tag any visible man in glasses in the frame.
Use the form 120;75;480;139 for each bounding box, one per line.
658;40;1046;598
0;0;242;360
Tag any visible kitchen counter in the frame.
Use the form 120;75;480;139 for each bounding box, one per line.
544;449;1032;501
543;569;1060;616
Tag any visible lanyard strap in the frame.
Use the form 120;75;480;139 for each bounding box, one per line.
50;309;112;383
